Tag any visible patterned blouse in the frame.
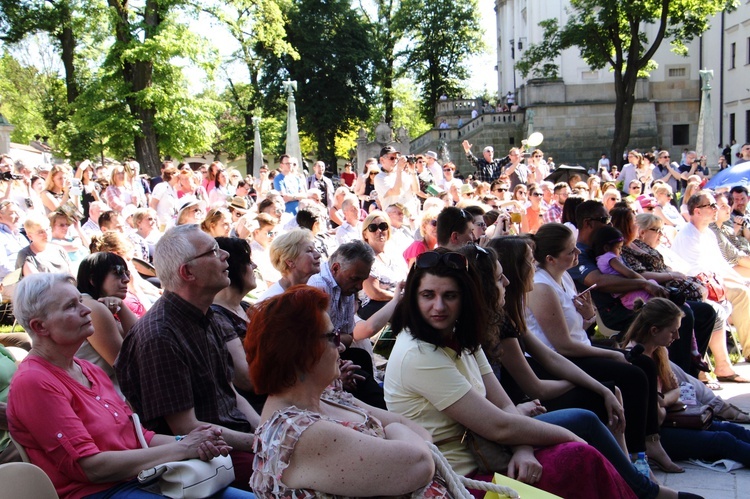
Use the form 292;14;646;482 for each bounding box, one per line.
251;391;451;499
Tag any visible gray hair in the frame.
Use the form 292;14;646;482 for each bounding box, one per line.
330;240;375;268
154;224;202;291
269;228;314;274
635;213;662;232
13;273;76;331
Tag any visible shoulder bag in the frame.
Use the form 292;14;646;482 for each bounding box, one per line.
132;414;235;499
663;404;713;430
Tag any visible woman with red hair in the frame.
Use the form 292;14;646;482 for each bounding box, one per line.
246;285;450;498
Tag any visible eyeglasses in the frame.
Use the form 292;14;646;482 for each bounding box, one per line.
266;231;277;237
533;154;542;158
415;251;468;271
367;222;389;233
112;265;131;278
630;185;641;190
696;203;718;210
369;172;378;176
586;216;612;225
647;227;663;234
187;244;220;262
386;156;398;161
323;328;341;347
531;192;543;197
493;187;508;192
428;219;438;227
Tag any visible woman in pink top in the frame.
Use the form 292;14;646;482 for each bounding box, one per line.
7;273;250;499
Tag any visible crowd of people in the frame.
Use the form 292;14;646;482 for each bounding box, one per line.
1;141;750;498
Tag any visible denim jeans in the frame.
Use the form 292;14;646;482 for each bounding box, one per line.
84;479;254;499
661;421;750;465
536;409;659;499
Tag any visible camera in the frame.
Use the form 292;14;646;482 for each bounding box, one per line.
1;171;23;181
406;155;417;165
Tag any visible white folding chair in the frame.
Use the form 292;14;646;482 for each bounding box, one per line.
0;462;58;498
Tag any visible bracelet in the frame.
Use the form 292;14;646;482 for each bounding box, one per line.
583;314;596;322
175;435;185;441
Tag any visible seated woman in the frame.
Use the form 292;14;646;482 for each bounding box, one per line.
247;285;449;498
257;228;321;301
7;273;251;499
17;213;73;277
519;225;683;473
383;249;683;499
358;211;408;319
622;298;750;466
210;236;266;414
49;210;89;265
403;207;440;267
612;208;730;381
200;208;232;238
90;231;157;313
76;252;139;393
457;243;629;453
249;213;281;287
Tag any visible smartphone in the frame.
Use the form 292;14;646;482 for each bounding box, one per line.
576;283;597;298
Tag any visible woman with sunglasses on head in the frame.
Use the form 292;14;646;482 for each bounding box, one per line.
76;252;139;393
248;285;451;498
358;210;408;320
384;249;658;499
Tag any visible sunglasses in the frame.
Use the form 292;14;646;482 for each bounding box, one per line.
697;203;718;210
493;187;508;192
531;192;543;197
112;265;131;278
323;328;341;347
367;222;389;233
586;216;612;225
648;227;663;234
428;219;438;227
415;251;468;271
443;168;454;172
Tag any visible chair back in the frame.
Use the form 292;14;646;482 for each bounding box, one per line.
0;462;58;498
595;311;621;339
9;435;30;463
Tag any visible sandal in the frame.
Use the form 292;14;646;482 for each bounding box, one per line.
702;379;723;391
716;373;750;383
718;404;750;423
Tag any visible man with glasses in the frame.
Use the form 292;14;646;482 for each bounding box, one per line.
436;206;475;250
308;240;392;409
374;146;418;212
116;224;259;491
461;140;511;183
424;150;442;183
674;191;750;360
653;151;681;194
569;200;668;333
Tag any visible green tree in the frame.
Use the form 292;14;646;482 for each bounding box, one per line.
104;0;221;174
516;0;737;166
0;49;62;143
260;0;376;166
396;0;483;123
197;0;298;163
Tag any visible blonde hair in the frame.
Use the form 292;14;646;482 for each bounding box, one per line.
269;228;314;274
90;230;135;259
361;210;392;242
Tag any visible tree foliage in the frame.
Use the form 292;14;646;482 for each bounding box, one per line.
259;0;376;166
395;0;483;124
516;0;738;164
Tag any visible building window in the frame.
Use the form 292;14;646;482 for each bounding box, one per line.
730;113;736;142
673;125;690;146
667;67;687;78
581;70;599;80
730;42;736;69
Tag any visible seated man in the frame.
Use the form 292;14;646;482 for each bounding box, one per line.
115;224;258;490
568;200;716;377
674;190;750;362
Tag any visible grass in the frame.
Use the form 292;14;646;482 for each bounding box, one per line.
0;324;23;333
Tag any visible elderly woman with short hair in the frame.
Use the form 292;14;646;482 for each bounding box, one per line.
17;213;72;277
257;227;321;301
7;273;251;499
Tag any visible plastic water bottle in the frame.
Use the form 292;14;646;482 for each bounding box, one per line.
634;452;650;477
